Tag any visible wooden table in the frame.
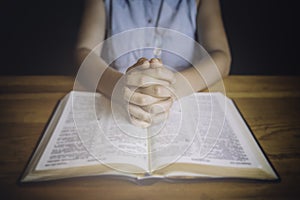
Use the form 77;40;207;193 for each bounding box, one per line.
0;76;299;200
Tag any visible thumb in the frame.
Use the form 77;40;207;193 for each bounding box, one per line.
126;57;150;73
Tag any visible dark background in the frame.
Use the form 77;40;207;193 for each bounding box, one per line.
0;0;299;75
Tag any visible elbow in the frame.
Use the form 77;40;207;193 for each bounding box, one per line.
222;53;231;78
74;47;92;69
74;47;91;60
216;47;231;78
210;49;232;78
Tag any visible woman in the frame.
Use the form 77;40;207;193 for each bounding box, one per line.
75;0;231;127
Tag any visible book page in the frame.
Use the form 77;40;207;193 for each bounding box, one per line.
36;94;98;170
148;94;200;171
150;93;260;171
174;93;259;168
36;91;148;173
75;92;149;173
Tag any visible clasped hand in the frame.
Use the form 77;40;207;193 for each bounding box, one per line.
124;58;176;128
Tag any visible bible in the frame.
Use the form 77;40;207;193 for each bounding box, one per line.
21;91;278;183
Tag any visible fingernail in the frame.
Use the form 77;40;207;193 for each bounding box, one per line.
138;57;148;64
150;58;158;63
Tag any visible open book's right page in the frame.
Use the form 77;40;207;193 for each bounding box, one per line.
150;93;277;180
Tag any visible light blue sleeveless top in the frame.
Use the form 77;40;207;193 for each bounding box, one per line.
104;0;197;73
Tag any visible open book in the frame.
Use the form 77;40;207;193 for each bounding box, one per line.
21;91;278;183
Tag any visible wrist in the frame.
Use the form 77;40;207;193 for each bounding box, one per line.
97;67;123;98
172;72;195;99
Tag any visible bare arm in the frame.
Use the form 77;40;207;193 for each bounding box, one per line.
75;0;122;97
74;0;231;127
172;0;231;97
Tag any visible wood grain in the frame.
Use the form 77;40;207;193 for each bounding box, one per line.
0;75;299;200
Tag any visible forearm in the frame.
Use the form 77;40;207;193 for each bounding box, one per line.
172;50;231;97
173;0;232;98
74;47;123;98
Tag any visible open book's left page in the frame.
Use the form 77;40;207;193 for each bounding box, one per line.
22;91;149;182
